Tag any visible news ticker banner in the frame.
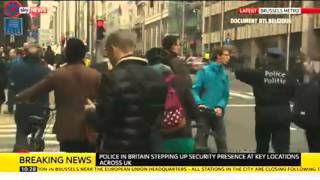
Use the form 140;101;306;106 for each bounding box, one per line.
233;7;320;24
0;153;320;172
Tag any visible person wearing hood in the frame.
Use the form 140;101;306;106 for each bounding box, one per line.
192;46;231;153
235;47;297;153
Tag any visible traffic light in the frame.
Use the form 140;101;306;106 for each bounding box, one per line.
96;19;105;41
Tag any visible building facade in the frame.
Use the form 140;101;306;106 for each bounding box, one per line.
203;1;320;68
135;1;202;56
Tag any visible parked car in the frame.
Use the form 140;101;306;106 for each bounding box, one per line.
185;56;207;74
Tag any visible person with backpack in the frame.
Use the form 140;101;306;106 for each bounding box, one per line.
235;47;297;153
146;47;197;153
89;30;167;153
162;35;199;153
192;46;231;153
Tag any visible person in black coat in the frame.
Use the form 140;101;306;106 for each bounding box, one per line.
235;47;297;153
93;30;167;153
44;46;56;66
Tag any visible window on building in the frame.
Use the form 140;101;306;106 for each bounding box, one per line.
206;1;216;6
293;1;302;7
210;14;221;32
205;17;209;33
224;9;239;30
164;1;168;10
155;1;159;14
151;3;154;15
156;24;159;46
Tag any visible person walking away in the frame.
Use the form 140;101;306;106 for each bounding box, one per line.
291;51;307;83
192;47;231;153
44;46;56;66
16;39;101;152
9;44;51;151
88;30;167;153
235;47;297;153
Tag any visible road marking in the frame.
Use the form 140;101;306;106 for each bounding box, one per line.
230;91;254;99
0;124;54;129
245;92;254;96
290;127;298;131
0;134;57;138
0;146;60;152
228;104;255;107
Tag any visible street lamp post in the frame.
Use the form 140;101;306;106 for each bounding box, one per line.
201;0;205;57
142;3;146;54
181;3;185;56
220;1;225;47
208;2;212;53
92;3;95;62
286;0;292;71
86;1;90;51
160;3;164;42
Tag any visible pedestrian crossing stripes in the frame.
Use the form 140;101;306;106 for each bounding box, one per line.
0;117;59;152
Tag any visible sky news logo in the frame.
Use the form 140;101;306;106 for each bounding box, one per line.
19;7;48;14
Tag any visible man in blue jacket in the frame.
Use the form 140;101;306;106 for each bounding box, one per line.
10;44;51;151
192;47;231;152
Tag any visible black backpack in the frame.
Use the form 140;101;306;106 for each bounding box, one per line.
292;81;320;129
